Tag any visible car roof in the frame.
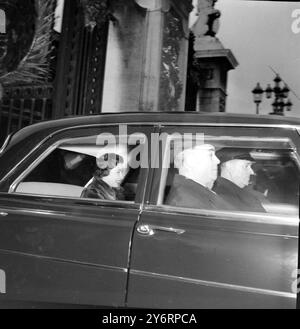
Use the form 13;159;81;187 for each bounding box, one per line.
5;111;300;150
12;111;300;133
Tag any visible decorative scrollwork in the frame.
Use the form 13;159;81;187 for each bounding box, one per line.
0;0;55;87
159;8;184;111
80;0;110;31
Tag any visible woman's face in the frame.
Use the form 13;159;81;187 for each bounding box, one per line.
102;163;128;188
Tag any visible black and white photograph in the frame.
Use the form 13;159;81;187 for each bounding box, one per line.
0;0;300;312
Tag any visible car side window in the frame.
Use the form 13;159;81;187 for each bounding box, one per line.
158;133;299;217
11;131;146;203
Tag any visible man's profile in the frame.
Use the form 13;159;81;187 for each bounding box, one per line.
213;148;266;212
165;144;233;210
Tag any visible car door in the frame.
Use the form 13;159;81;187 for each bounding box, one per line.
0;124;152;307
127;125;300;309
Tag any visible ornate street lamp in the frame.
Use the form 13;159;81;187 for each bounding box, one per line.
252;74;293;115
252;83;264;115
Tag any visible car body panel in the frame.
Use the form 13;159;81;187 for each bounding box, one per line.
0;194;139;306
127;207;298;308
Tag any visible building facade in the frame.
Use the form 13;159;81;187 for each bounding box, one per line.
0;0;237;145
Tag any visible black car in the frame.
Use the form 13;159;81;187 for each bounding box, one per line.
0;112;299;308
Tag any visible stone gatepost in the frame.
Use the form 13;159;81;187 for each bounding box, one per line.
101;0;193;112
190;0;238;112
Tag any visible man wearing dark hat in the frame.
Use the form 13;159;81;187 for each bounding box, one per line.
213;148;266;212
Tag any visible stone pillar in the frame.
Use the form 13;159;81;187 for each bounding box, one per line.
194;40;238;112
101;0;193;112
189;0;238;112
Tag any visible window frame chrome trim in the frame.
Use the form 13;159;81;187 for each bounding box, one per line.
9;141;61;194
8;132;147;204
0;133;13;155
5;192;137;207
156;133;299;207
0;123;154;185
0;203;140;220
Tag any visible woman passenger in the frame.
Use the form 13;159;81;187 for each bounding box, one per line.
81;152;128;201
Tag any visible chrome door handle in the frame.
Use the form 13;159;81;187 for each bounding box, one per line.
0;212;8;217
137;225;155;236
137;224;185;236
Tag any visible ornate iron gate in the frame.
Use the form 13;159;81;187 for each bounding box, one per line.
0;84;53;142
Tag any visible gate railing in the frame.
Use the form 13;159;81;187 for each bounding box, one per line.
0;84;53;142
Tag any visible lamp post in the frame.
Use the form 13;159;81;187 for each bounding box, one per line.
252;83;263;115
252;74;293;115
